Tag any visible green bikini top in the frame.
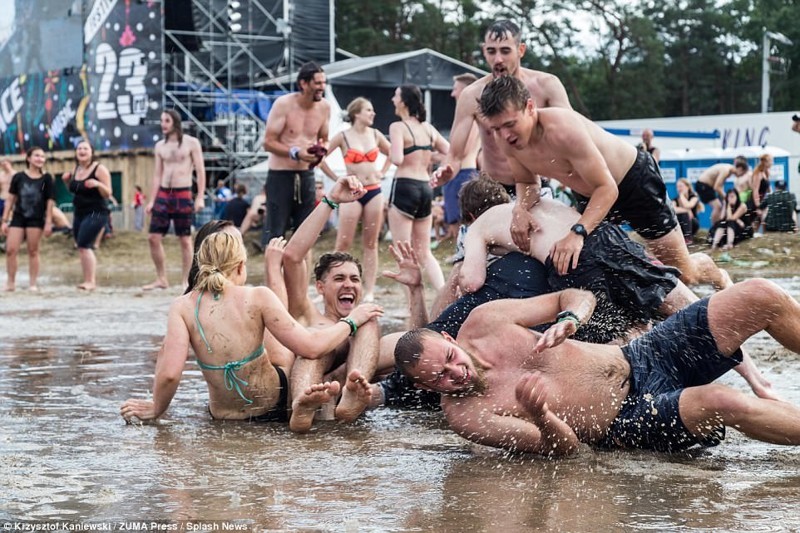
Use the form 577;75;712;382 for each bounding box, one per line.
194;291;264;404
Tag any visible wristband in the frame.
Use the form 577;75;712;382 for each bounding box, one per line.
321;196;339;210
556;310;580;328
289;146;300;161
340;317;357;337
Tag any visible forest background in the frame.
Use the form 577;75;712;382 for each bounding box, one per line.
335;0;798;120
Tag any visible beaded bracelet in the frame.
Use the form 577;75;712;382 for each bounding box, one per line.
321;196;339;210
339;317;358;337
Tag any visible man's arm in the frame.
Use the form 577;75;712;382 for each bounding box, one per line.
548;121;619;275
262;98;291;156
431;86;479;186
444;390;580;456
508;156;542;252
382;241;429;328
191;138;206;210
146;144;164;213
282;176;365;318
713;168;732;195
540;75;572;110
458;221;490;294
464;289;596;349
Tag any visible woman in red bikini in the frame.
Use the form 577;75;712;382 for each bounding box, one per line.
320;97;391;302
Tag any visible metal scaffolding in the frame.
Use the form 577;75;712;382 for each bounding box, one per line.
161;0;290;175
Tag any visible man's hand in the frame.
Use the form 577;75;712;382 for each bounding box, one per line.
510;205;538;252
534;319;578;352
430;164;454;188
515;372;550;421
382;241;422;288
145;201;155;215
346;303;384;328
549;232;584;276
329;175;366;204
194;196;205;213
120;399;159;424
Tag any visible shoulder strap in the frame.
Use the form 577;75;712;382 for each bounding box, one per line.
194;291;214;353
402;121;417;144
341;131;351;150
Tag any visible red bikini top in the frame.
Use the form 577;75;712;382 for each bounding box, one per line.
342;130;379;164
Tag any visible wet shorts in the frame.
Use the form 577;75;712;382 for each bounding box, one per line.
574;150;678;240
597;298;742;452
149;187;194;236
694;181;720;204
545;221;680;339
9;212;45;229
390;177;433;219
73;210;109;249
443;169;477;224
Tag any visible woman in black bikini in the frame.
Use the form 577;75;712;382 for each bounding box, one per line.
320;97;392;301
387;84;450;291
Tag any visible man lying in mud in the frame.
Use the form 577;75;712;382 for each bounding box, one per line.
394;280;800;455
372;175;775;408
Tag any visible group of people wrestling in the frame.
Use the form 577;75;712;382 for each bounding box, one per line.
122;20;800;459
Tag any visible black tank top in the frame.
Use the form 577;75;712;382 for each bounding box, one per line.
69;164;109;215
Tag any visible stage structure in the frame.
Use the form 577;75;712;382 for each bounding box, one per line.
161;0;334;175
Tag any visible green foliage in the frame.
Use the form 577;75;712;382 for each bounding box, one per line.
335;0;800;118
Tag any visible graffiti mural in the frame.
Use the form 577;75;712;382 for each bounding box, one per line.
0;0;162;154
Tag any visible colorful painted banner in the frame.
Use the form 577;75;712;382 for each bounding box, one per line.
0;0;162;154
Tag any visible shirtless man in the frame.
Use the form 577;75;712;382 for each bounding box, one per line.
478;76;730;290
262;61;330;247
143;110;206;290
442;73;481;241
275;175;383;432
696;157;749;223
432;19;571;197
0;159;12;223
395;279;800;456
456;176;774;398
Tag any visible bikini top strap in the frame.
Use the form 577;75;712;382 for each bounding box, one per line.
341;131;351;150
194;291;214;353
402;121;417;144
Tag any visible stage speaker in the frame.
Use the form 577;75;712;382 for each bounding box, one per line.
165;0;202;52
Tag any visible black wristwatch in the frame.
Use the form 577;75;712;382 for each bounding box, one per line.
570;223;587;238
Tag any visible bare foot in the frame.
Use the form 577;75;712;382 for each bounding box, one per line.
289;381;341;433
4;283;15;292
77;283;96;291
335;370;372;423
142;280;169;291
717;268;734;290
28;285;39;292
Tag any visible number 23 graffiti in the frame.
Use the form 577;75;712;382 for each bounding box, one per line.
94;43;149;126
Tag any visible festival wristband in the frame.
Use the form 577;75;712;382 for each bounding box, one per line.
321;196;339;210
556;310;580;327
289;146;301;161
339;317;358;337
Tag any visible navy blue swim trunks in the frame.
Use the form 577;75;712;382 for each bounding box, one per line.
597;298;742;452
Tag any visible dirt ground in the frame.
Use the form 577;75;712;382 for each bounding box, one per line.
5;225;799;287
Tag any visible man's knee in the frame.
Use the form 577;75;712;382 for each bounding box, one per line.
734;278;789;312
148;233;163;246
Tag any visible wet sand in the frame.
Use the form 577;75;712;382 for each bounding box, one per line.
1;231;800;529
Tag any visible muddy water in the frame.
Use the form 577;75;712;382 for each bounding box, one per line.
2;278;800;530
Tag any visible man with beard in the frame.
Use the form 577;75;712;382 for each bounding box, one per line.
262;61;330;247
395;280;800;456
432;19;571;201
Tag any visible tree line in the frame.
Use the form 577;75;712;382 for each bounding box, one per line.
335;0;799;120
